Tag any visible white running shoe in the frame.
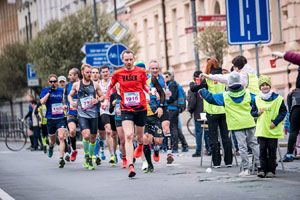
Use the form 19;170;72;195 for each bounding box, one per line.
239;169;250;177
142;161;148;172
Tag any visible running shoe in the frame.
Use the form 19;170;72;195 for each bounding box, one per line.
48;147;53;158
65;153;70;162
147;165;154;173
282;154;294;162
166;154;174;164
257;170;266;178
43;145;47;154
153;150;160;162
101;151;106;160
109;154;117;166
83;155;89;169
142;161;148;173
70;150;77;162
115;153;118;163
95;156;101;166
87;157;95;170
239;169;250;177
59;158;65;168
265;172;275;178
122;158;127;169
119;152;123;160
134;144;143;158
128;164;136;178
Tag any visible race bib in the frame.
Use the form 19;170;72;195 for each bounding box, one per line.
124;92;140;106
80;96;93;110
52;103;64;115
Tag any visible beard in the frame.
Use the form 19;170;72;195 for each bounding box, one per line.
84;74;91;81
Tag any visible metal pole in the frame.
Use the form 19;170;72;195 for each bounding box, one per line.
28;6;32;40
162;0;170;70
92;0;99;42
25;16;29;43
255;43;260;76
239;44;243;56
114;0;117;21
277;0;283;42
191;0;200;71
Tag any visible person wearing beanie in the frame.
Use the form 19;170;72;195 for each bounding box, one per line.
200;71;260;177
134;61;146;69
252;75;287;178
273;51;300;162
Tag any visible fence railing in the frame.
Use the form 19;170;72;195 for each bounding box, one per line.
0;112;23;138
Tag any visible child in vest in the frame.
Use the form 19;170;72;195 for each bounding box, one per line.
200;71;260;176
253;75;287;178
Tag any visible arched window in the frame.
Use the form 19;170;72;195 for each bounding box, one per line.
214;1;220;14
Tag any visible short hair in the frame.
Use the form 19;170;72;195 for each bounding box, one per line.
148;60;160;68
100;65;110;72
69;68;80;76
232;56;247;70
48;74;57;80
193;70;202;78
121;50;134;59
81;63;92;71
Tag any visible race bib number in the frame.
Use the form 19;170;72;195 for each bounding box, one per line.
80;96;93;110
124;92;140;106
52;103;63;115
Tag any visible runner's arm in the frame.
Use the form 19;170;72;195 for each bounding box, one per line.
67;82;77;105
151;77;165;106
40;88;51;105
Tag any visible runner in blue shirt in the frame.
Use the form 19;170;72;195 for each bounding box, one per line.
40;74;68;168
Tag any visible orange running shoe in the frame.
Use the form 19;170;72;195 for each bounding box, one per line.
122;158;127;169
153;151;160;162
128;164;136;178
70;150;77;162
134;144;143;158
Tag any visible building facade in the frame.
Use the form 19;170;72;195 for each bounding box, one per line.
122;0;300;98
0;0;20;54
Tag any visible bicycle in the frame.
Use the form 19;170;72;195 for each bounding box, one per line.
5;119;28;151
186;115;195;137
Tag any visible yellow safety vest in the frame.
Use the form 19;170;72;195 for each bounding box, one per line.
223;90;255;130
247;73;260;95
255;95;284;139
203;79;226;114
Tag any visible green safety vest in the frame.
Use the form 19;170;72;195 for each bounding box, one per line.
223;90;255;131
38;105;47;125
247;73;260;95
255;95;284;139
203;79;226;114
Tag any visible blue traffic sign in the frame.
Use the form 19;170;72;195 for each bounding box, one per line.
226;0;271;45
106;43;127;67
81;42;112;67
26;63;37;79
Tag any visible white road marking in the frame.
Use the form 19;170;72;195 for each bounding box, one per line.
255;0;261;35
239;0;245;36
248;30;251;40
0;188;15;200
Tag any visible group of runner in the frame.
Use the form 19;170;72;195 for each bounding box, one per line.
38;50;177;178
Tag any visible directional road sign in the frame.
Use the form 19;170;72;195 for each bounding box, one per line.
226;0;271;45
106;43;127;67
81;42;112;67
26;63;39;87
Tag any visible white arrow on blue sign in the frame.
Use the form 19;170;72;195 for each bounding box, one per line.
226;0;271;45
106;43;127;67
26;63;39;87
81;42;112;67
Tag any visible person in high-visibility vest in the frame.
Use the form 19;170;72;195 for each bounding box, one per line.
199;58;233;167
252;75;287;178
200;71;260;177
202;55;260;95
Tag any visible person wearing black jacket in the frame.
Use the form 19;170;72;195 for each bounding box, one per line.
163;71;188;153
187;71;211;157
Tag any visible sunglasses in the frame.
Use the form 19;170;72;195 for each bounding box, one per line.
49;80;57;83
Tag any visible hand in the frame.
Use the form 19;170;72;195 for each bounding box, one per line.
270;122;276;129
98;95;105;102
63;105;67;110
272;51;285;59
70;101;77;108
258;108;265;115
101;100;109;110
155;107;163;118
166;90;172;98
91;98;98;105
112;100;116;106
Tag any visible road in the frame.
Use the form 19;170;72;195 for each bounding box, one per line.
0;142;300;200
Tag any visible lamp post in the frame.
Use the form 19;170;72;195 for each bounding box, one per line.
191;0;200;71
24;1;32;40
92;0;99;41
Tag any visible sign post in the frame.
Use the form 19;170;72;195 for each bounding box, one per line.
226;0;271;75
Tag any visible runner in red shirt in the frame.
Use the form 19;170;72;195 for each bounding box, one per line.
102;50;149;178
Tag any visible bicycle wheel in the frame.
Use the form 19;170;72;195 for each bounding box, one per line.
5;130;27;151
186;117;195;137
